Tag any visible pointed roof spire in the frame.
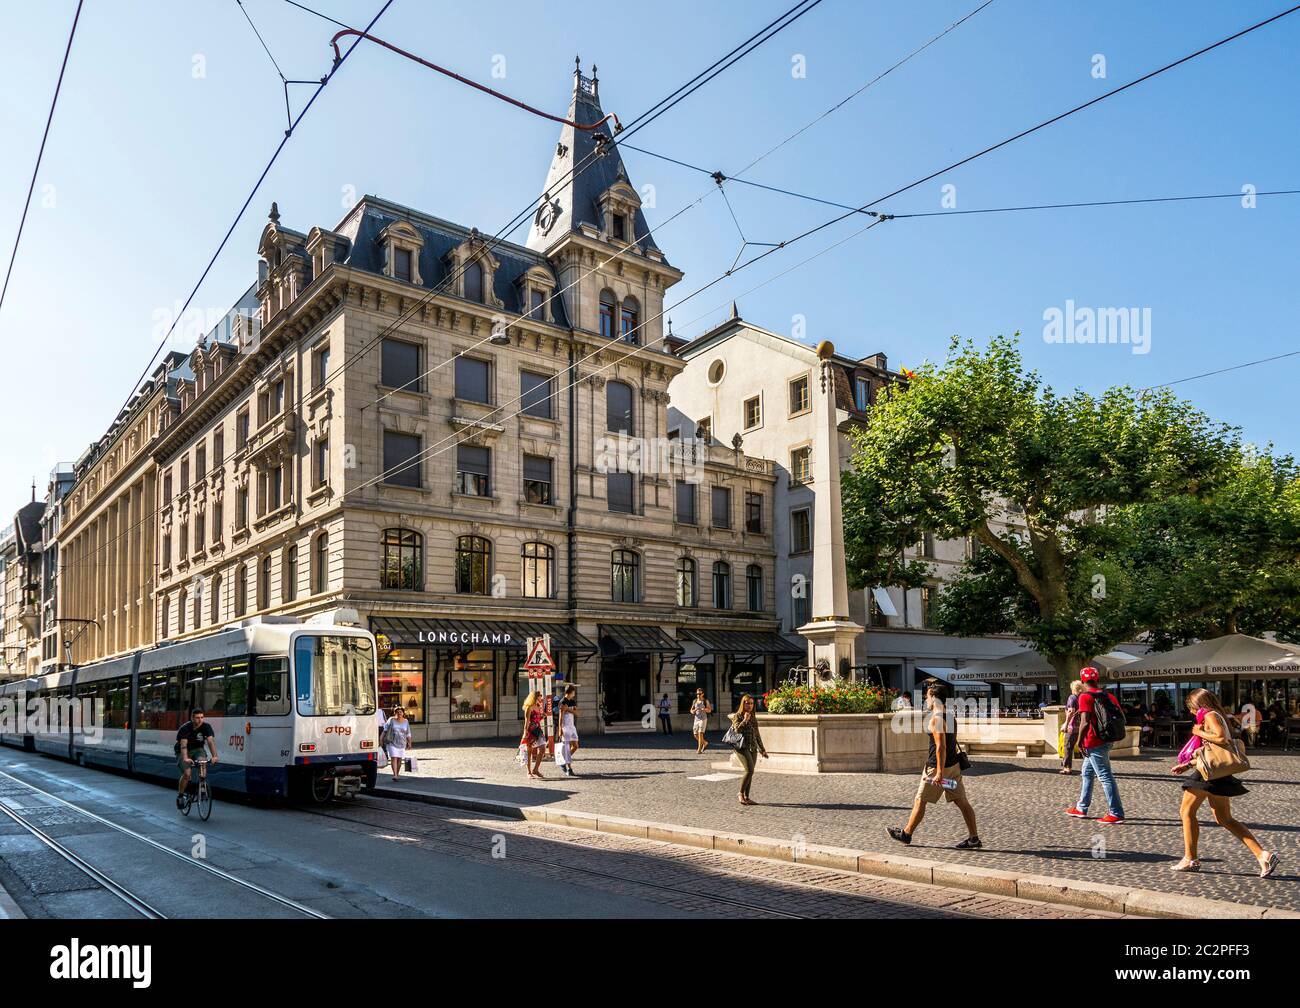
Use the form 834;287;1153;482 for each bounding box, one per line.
268;201;280;224
729;300;740;320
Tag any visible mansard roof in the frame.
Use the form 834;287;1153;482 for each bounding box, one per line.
330;195;572;326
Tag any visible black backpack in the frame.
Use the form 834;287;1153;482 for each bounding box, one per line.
1091;691;1127;743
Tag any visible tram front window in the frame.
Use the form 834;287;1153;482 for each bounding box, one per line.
293;635;378;716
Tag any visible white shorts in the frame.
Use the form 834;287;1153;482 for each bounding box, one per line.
692;718;707;734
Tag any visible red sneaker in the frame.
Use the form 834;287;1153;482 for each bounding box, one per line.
1099;814;1125;825
1065;806;1087;818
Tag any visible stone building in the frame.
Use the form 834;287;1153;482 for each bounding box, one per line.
147;65;793;741
668;311;1027;698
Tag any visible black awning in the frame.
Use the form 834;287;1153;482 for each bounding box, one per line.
679;628;805;658
598;624;684;657
370;617;597;653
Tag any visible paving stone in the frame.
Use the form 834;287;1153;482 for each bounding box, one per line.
382;736;1300;911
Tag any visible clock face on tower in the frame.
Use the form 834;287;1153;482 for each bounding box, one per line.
535;198;561;235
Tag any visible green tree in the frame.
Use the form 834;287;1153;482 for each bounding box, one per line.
841;335;1298;693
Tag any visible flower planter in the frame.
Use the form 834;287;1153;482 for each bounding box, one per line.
723;712;928;775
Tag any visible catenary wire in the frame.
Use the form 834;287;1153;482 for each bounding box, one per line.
0;0;85;317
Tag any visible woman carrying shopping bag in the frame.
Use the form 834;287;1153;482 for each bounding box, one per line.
520;691;547;779
1171;688;1277;877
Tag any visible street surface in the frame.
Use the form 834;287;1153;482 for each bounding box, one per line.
0;749;1124;919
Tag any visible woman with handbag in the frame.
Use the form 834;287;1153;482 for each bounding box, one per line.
521;691;547;779
1058;679;1084;775
726;694;767;805
1171;689;1277;877
383;706;412;782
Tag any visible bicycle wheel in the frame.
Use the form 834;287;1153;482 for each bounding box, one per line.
198;780;213;821
180;794;192;816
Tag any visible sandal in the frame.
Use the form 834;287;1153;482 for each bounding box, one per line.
1259;852;1278;878
1170;857;1201;873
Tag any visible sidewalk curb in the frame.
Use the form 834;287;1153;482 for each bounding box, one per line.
369;785;1298;920
0;878;27;920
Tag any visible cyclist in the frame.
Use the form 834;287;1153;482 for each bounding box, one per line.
175;708;218;809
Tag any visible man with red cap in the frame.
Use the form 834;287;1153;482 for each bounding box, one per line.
1066;666;1126;824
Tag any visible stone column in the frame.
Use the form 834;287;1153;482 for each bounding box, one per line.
797;343;863;684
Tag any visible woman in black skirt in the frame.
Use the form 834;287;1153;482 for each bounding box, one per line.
1171;689;1278;877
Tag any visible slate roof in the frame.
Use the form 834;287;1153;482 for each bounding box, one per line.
333;197;571;327
525;70;662;259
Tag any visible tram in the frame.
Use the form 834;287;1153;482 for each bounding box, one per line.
0;612;380;800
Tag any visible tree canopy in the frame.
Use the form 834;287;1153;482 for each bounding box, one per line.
841;335;1300;690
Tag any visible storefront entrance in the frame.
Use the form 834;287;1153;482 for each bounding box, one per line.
601;654;651;723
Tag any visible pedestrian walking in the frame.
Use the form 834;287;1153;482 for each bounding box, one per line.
726;694;767;805
1171;689;1277;877
888;679;981;849
555;683;580;777
383;706;412;782
521;690;547;779
1065;667;1126;824
657;693;673;734
1059;679;1084;775
375;705;389;772
690;689;713;753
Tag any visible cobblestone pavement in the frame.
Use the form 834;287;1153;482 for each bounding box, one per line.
393;734;1300;910
309;796;1126;918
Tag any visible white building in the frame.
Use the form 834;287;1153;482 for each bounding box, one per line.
668;309;1027;698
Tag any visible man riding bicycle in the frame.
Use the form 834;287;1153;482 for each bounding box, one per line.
175;708;218;809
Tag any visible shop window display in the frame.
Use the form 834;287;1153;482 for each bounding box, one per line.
379;648;425;723
450;650;495;722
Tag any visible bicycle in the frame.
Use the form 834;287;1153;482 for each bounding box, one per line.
180;757;213;821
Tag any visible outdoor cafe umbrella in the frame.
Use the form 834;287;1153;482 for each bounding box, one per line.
955;648;1139;683
1108;634;1300;681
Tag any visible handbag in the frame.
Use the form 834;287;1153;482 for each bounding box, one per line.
956;745;972;772
722;722;746;750
1193;715;1250;780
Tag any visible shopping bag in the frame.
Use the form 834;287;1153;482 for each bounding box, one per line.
404;756;420;774
554;739;571;767
516;744;528;765
375;748;390;769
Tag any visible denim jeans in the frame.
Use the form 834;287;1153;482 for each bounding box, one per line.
1079;744;1124;817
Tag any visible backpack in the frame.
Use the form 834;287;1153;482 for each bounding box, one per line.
1090;690;1127;744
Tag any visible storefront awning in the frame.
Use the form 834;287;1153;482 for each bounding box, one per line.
918;666;991;689
370;617;597;653
598;624;683;657
678;628;804;658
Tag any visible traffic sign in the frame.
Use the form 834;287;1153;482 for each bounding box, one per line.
523;634;555;674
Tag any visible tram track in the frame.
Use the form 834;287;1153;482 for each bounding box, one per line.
0;768;330;920
302;796;817;919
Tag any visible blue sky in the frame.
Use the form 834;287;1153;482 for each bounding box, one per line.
2;0;1297;514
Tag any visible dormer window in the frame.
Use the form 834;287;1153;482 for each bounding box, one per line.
394;247;412;282
464;260;484;303
377;220;424;285
529;289;547;321
612;213;626;241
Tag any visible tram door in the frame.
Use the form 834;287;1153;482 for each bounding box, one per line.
247;656;293;794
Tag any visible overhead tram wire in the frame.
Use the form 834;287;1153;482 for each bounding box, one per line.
1141;349;1300;391
57;0;827;579
99;0;395;445
63;1;1295;577
358;0;996;414
339;6;1300;493
311;0;827;396
0;0;85;317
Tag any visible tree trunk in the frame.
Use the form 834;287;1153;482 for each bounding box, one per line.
1047;653;1090;702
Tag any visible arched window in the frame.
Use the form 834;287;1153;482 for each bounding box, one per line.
235;563;248;616
210;573;222;624
712;561;732;610
161;596;170;636
177;588;187;633
381;528;423;590
676;557;697;608
620;297;640;345
456;535;491;594
313;533;329;594
746;563;763;612
463;259;484;303
606;380;634;435
599;290;616;339
284;544;298;602
259;555;272;610
521;541;555;599
611;549;640;603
